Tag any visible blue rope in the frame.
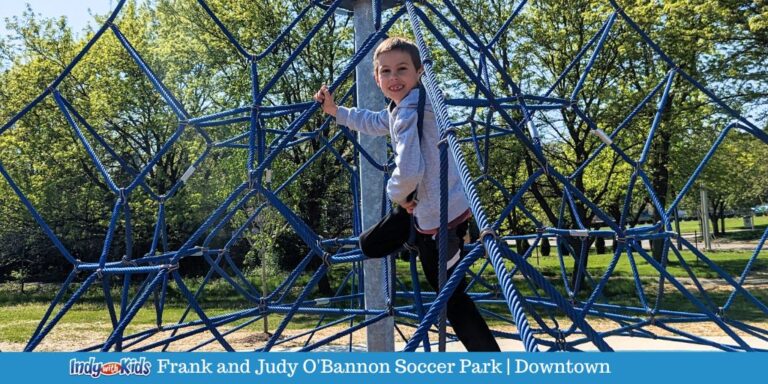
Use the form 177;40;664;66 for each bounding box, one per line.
0;0;129;135
110;25;189;120
724;225;768;311
98;201;123;269
26;270;78;346
631;242;752;350
487;0;528;49
437;119;449;351
0;161;78;265
263;264;329;351
608;0;768;144
100;270;166;351
569;12;618;102
53;91;120;193
26;272;99;351
170;270;235;351
373;0;382;31
406;0;541;352
101;275;122;351
195;0;251;58
665;122;741;219
56;95;159;199
161;251;227;351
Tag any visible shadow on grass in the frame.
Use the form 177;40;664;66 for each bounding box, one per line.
477;278;768;324
720;224;768;241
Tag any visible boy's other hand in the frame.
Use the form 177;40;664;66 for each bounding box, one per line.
313;85;338;117
402;200;417;214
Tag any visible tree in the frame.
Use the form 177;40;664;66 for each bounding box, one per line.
434;0;767;289
0;0;359;286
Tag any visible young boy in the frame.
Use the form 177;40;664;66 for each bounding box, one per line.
313;37;499;352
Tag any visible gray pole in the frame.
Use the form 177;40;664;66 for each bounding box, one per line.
353;0;394;351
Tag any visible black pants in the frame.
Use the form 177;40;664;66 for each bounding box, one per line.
359;206;500;352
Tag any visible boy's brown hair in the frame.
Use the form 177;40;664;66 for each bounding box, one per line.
373;37;422;72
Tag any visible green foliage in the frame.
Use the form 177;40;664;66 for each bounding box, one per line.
431;0;767;235
0;0;356;282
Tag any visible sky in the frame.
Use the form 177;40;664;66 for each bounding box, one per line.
0;0;115;37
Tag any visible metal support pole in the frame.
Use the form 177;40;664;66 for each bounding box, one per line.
353;0;394;351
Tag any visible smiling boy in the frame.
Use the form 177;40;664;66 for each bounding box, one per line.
314;37;499;351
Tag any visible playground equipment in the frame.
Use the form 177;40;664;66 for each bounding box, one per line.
1;0;767;352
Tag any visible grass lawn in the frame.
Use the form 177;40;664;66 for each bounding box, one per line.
676;215;768;234
2;248;766;347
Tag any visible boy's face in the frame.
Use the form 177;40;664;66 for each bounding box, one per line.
375;50;421;105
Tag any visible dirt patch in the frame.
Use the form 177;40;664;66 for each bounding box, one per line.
3;318;764;352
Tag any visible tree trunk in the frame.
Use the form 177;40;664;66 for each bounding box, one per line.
711;213;720;236
567;237;592;293
716;200;726;235
595;237;606;254
516;238;531;255
721;215;726;235
710;200;723;236
540;237;551;256
649;92;674;262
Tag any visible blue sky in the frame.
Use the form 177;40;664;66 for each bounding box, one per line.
1;0;115;37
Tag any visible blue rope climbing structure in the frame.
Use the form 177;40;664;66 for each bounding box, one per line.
1;0;766;351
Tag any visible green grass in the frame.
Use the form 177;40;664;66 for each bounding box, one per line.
392;249;768;326
676;215;768;234
1;248;766;346
0;302;324;344
0;273;352;345
525;248;768;279
720;224;768;241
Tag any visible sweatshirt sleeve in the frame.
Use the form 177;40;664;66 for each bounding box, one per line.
387;107;424;205
336;106;389;136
